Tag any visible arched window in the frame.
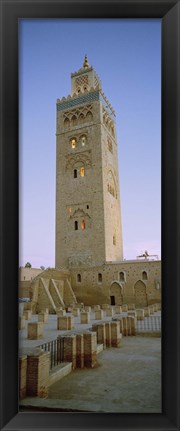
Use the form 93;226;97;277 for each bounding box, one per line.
81;220;85;230
71;138;77;149
80;167;85;177
98;273;102;283
74;169;77;178
74;221;78;230
81;135;86;146
119;271;125;282
77;273;81;282
142;271;148;280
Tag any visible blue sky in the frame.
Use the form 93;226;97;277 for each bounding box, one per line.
19;19;161;268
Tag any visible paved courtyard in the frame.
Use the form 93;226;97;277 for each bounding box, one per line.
19;311;161;413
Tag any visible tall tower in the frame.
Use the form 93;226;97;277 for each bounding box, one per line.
56;56;123;268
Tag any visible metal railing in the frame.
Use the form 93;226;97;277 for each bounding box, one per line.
136;315;161;333
38;337;64;370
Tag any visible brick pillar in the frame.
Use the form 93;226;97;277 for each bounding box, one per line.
63;335;76;369
19;355;27;399
129;316;136;335
27;349;50;397
122;317;128;336
127;317;132;335
95;309;104;320
149;305;154;315
57;315;74;330
119;318;123;334
83;332;97;368
80;312;90;324
128;311;137;326
111;321;121;347
92;323;106;347
67;315;74;329
76;334;84;368
105;322;112;347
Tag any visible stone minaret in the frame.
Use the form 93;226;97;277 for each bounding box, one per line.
56;55;123;268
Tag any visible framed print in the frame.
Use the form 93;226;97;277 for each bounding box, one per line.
0;1;180;430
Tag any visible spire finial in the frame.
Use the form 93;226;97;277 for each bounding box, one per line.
83;54;90;68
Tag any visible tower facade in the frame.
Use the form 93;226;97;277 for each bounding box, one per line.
56;56;123;268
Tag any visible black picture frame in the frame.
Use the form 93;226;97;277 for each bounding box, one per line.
0;0;180;430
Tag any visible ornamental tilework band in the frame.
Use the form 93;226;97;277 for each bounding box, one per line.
57;91;100;111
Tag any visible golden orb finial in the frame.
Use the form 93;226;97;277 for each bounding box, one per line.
83;54;90;68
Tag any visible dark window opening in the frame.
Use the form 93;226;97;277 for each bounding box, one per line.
119;271;125;282
110;295;115;305
77;273;81;282
142;271;148;280
98;273;102;283
75;221;78;230
74;169;77;178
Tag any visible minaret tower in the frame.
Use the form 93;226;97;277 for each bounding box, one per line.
56;55;123;268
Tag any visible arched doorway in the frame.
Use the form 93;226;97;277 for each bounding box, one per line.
110;282;123;305
134;280;147;307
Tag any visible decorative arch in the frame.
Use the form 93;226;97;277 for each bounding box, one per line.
110;281;123;305
134;280;147;307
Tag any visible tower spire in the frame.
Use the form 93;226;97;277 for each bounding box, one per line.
83;54;90;68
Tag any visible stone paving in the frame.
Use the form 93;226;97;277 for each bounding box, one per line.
20;336;161;413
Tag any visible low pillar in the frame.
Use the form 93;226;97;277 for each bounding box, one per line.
24;310;32;320
102;304;110;310
122;317;128;336
122;304;128;312
72;308;80;317
128;311;137;325
19;355;27;399
19;316;25;330
127;316;132;335
92;323;106;347
67;315;74;329
114;306;122;314
106;308;114;317
94;305;101;311
149;305;154;315
85;306;91;312
76;334;84;368
144;307;150;317
105;322;112;347
57;315;74;330
119;318;123;334
95;309;104;320
128;303;135;310
129;316;136;335
63;335;76;369
157;303;161;311
111;321;121;347
27;322;44;339
27;349;50;397
153;303;158;312
83;332;97;368
38;312;48;323
136;309;144;320
80;312;90;324
57;309;66;317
